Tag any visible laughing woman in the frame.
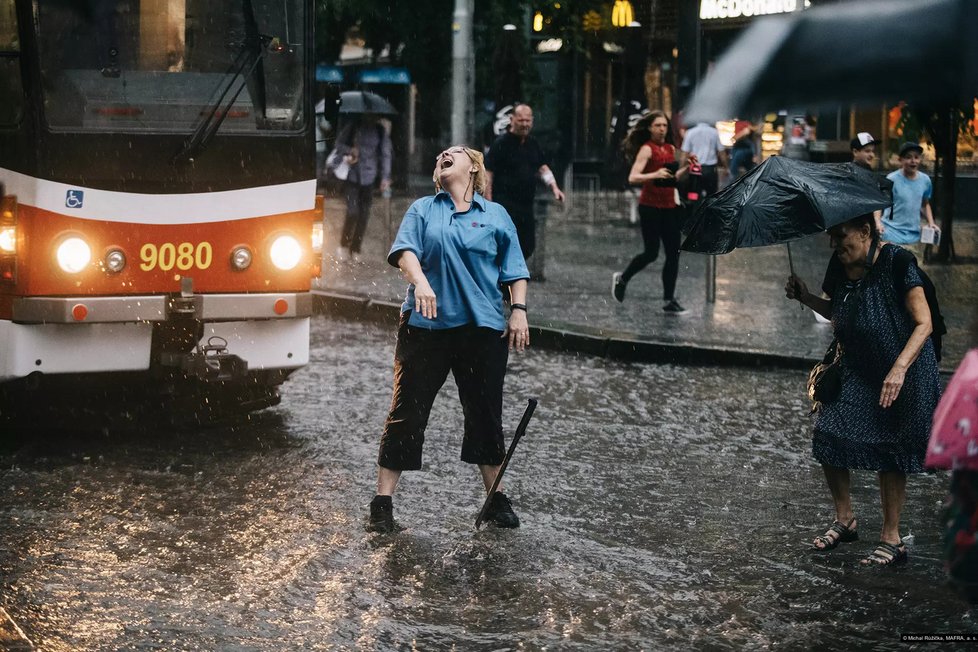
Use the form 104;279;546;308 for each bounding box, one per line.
367;145;530;533
785;213;941;566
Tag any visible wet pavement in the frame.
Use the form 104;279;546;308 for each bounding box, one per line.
316;194;978;371
1;316;976;650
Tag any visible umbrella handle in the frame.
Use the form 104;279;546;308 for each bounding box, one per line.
786;243;804;311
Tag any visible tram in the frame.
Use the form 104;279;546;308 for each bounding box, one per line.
0;0;321;422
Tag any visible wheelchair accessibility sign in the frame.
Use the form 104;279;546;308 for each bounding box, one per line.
65;190;84;208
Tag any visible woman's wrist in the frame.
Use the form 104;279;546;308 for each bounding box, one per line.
510;303;527;313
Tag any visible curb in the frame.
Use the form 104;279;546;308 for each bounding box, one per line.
311;290;820;371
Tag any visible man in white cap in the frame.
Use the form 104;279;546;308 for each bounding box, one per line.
850;132;877;171
850;132;887;233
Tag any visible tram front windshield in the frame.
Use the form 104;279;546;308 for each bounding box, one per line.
37;0;305;133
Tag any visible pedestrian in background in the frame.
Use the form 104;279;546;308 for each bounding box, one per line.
881;141;937;248
367;144;530;533
850;131;887;234
332;114;392;262
680;120;727;197
728;119;759;182
785;213;941;566
612;110;696;313
485;104;565;261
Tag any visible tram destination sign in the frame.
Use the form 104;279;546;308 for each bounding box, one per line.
699;0;807;20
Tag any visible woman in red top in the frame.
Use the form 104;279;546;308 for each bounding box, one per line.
612;111;696;312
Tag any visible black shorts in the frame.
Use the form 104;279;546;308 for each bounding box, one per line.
378;312;509;471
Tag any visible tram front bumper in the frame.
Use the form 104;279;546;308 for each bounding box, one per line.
0;293;312;382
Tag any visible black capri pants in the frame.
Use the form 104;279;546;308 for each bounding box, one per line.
378;312;509;471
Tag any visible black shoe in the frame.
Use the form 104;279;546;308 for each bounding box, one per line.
612;272;626;303
367;495;397;533
662;298;687;314
485;492;520;528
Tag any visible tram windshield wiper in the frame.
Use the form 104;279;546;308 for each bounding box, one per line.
171;31;270;165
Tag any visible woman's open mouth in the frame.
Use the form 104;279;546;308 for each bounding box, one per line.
440;158;454;170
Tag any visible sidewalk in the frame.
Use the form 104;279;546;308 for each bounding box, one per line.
313;194;977;373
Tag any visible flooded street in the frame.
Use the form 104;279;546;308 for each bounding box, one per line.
1;315;974;650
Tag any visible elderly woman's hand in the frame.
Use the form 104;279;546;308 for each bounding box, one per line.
414;278;437;320
785;274;808;303
505;310;530;352
880;363;907;408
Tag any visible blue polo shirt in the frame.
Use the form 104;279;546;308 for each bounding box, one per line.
388;192;529;330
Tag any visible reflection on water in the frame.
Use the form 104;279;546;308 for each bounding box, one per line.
0;316;972;650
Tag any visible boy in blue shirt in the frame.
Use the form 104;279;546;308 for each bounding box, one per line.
882;141;937;245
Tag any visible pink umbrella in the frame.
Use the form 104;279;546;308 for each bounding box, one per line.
927;349;978;470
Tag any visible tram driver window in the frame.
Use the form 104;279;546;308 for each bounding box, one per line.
37;0;305;134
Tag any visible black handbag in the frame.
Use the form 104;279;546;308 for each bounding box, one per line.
806;239;878;412
808;338;842;407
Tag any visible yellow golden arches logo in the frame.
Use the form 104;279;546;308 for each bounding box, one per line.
611;0;634;27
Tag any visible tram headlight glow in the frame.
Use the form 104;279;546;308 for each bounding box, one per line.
270;235;301;270
0;226;15;253
311;222;324;254
104;248;126;273
56;237;92;273
231;246;253;270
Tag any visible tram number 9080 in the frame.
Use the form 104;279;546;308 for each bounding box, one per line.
140;242;213;272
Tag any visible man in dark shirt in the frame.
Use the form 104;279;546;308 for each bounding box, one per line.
850;131;888;234
485;104;564;259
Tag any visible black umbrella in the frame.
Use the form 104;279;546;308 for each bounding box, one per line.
338;90;397;116
683;0;978;123
681;156;892;256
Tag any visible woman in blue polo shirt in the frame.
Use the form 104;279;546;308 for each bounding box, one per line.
367;145;530;533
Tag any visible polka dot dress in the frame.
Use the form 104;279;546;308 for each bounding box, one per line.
812;244;941;473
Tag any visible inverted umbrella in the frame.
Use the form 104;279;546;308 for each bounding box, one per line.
681;156;892;256
338;90;397;116
684;0;978;124
926;349;978;471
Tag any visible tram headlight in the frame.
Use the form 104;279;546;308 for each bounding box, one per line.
56;237;92;273
0;226;14;253
231;246;253;270
270;235;301;271
104;248;126;273
311;222;324;255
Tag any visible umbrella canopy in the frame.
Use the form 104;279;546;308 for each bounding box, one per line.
681;157;892;255
926;349;978;471
338;90;397;116
684;0;978;124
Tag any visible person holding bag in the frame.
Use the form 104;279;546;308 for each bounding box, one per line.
784;213;941;566
329;115;393;261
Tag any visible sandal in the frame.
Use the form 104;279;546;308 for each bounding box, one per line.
861;541;908;567
813;517;858;551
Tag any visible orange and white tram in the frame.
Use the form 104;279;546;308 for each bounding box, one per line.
0;0;321;420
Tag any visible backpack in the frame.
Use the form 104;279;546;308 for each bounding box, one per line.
891;247;947;362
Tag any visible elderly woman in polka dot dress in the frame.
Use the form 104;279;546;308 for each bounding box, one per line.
785;213;941;567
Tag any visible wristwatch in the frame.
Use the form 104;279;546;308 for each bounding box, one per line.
510;303;527;312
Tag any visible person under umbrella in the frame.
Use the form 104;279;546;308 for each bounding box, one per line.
330;113;392;262
785;213;941;566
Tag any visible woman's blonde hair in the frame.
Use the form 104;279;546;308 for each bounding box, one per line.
433;146;488;196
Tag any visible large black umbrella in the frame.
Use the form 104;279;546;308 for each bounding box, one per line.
338;90;397;116
681;157;892;255
683;0;978;124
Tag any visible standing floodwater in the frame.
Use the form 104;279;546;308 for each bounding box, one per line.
0;316;972;649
